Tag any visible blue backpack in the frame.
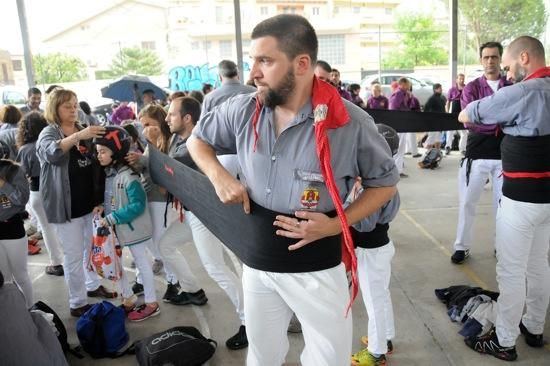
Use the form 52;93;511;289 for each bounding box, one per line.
76;301;129;358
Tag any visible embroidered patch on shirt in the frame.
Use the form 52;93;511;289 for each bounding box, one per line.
301;187;320;209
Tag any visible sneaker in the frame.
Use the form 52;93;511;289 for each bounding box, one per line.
451;249;470;264
287;314;302;333
87;285;117;298
445;146;451;155
351;349;387;366
28;238;39;246
45;265;64;276
70;304;92;317
399;173;409;178
128;303;160;322
360;336;393;354
25;224;37;236
30;231;43;240
412;153;422;158
464;327;518;361
121;294;138;313
226;325;248;350
170;289;208;306
130;260;136;269
519;321;544;348
152;259;164;275
132;282;144;296
162;282;181;303
28;243;41;255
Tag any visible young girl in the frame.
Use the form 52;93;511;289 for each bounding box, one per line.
0;140;32;307
16;112;64;276
94;126;159;321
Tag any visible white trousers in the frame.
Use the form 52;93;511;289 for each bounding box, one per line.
394;133;407;174
243;263;352;366
120;240;157;303
356;243;396;355
495;196;550;347
454;159;502;252
445;130;468;152
159;211;245;323
405;133;418;154
0;236;33;307
136;202;177;284
52;213;101;308
29;191;63;266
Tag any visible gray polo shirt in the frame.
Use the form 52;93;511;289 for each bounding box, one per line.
193;93;398;215
201;80;256;117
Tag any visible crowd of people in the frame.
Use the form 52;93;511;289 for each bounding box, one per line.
0;13;549;366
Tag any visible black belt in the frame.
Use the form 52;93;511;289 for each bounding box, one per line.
366;109;465;132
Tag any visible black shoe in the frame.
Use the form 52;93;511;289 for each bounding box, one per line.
87;285;117;298
451;249;470;264
464;327;517;361
162;282;180;303
412;153;422;158
226;325;248;350
45;265;64;276
287;314;302;333
70;304;92;317
520;321;544;348
399;172;409;178
170;289;208;305
445;146;451;155
132;282;144;296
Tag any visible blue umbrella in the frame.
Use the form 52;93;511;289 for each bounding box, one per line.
101;75;166;102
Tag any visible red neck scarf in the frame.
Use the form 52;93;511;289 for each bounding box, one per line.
524;66;550;81
252;76;358;314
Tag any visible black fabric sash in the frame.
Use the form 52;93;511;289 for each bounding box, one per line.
366;109;465;132
148;146;342;272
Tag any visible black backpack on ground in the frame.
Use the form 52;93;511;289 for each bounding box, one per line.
418;148;443;169
30;301;83;359
134;326;217;366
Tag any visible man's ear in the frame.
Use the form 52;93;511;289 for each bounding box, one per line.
520;51;530;66
295;54;312;76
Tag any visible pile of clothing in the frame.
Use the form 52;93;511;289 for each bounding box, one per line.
435;285;500;337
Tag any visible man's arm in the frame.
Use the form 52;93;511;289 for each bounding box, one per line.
459;85;523;126
187;135;250;213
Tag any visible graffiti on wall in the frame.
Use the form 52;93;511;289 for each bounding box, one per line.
168;62;251;91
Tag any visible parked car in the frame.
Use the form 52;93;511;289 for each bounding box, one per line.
0;87;26;109
92;103;112;125
359;73;434;108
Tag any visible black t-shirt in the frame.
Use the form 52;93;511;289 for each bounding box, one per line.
68;143;95;218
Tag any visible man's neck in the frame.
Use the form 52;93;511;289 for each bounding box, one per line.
526;62;547;76
485;73;500;81
177;130;191;141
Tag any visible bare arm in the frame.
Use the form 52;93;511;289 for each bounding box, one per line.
274;185;397;250
58;126;105;153
187;135;250;213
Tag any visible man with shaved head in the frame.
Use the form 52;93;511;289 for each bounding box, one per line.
459;36;550;361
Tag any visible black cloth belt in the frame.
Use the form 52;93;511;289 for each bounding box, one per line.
148;146;342;272
366;110;465;133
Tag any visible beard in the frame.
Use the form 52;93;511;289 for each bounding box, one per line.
514;63;527;82
256;68;295;109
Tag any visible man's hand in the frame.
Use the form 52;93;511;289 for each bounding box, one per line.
92;205;104;216
212;171;250;214
458;109;470;124
273;211;342;250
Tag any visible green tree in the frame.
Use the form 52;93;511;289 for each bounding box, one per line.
458;0;547;51
383;14;448;69
108;47;162;77
33;53;87;84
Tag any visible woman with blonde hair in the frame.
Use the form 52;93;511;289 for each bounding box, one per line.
36;89;116;317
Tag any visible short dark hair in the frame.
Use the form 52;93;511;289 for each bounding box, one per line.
27;87;41;97
315;60;331;73
433;83;442;91
45;85;61;94
218;60;238;78
175;96;201;125
189;90;204;105
507;35;545;60
143;89;155;96
479;41;503;57
349;83;360;93
202;83;213;94
331;68;340;74
251;14;318;65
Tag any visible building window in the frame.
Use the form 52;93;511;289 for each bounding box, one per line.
12;60;22;71
260;6;268;15
318;35;345;65
216;6;223;23
220;40;232;58
385;8;393;15
191;41;199;50
203;40;211;50
141;41;156;50
282;6;296;14
312;7;320;15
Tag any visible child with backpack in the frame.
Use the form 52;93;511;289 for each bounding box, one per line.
350;124;400;366
93;126;159;322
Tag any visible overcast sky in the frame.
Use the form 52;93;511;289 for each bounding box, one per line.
1;0;547;54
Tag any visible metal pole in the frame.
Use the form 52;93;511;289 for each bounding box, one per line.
449;0;458;85
16;0;35;87
233;0;245;83
378;24;382;81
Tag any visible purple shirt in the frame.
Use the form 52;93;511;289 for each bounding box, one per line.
337;87;353;102
111;105;135;125
389;89;410;111
461;75;512;134
447;85;463;102
366;95;388;110
409;95;420;111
